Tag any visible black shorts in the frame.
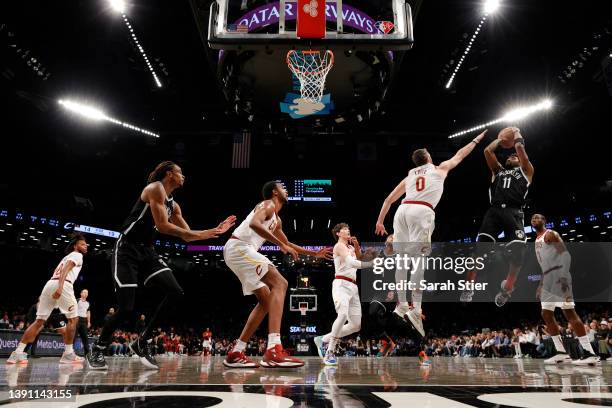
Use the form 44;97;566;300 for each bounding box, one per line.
477;206;526;243
112;238;173;289
47;312;68;329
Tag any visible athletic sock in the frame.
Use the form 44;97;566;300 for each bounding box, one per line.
578;335;595;354
233;339;246;353
551;335;566;353
267;333;281;350
16;343;27;353
466;270;477;283
64;344;74;354
326;337;338;356
504;275;516;292
412;292;422;314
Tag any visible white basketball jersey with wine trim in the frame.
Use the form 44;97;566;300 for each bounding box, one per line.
404;163;445;208
333;244;358;281
51;252;84;283
535;230;566;272
232;202;278;250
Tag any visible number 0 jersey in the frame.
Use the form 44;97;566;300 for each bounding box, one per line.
490;167;530;209
404;163;445;209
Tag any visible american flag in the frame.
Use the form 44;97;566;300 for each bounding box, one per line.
232;132;251;169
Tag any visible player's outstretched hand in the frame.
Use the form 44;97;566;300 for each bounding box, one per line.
280;244;299;261
375;222;388;236
216;215;237;233
315;247;333;260
474;129;488;143
349;236;360;248
196;229;221;241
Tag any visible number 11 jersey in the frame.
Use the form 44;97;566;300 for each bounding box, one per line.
490;168;530;209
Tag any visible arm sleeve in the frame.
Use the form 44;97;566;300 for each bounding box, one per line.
344;255;373;269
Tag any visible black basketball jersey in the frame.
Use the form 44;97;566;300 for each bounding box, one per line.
120;189;174;245
489;167;529;209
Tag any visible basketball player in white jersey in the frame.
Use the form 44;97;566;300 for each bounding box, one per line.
224;181;332;368
375;131;487;336
6;234;88;365
531;214;599;365
313;223;374;366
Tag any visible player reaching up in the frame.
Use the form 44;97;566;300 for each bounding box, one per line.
375;131;487;336
223;181;332;368
531;214;599;365
460;128;534;306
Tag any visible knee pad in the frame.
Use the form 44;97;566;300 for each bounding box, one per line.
505;241;526;266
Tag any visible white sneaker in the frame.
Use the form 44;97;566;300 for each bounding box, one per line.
460;290;474;303
393;304;410;319
544;353;572;364
406;309;425;337
573;352;601;366
6;351;28;365
313;336;327;359
60;352;85;364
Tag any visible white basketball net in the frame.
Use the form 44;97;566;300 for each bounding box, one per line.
287;50;334;104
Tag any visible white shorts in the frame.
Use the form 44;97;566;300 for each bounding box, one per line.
37;280;78;320
203;340;212;349
332;279;362;317
224;239;274;296
540;264;574;311
392;203;435;255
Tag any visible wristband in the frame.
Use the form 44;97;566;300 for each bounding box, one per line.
514;137;525;146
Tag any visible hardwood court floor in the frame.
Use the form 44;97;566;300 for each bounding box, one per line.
1;356;611;407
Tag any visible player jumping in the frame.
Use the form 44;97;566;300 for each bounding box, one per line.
461;128;534;306
531;214;600;365
375;131;487;336
223;181;332;368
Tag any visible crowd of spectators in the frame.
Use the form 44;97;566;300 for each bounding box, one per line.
423;315;612;361
3;306;612;361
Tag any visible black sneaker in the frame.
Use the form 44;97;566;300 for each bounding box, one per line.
86;345;108;370
129;338;159;370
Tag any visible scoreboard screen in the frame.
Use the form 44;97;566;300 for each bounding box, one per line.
279;179;334;204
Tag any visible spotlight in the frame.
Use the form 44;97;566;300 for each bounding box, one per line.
58;99;159;138
58;99;106;121
483;0;501;14
449;98;554;139
109;0;125;13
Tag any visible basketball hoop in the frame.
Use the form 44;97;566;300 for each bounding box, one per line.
286;50;334;104
299;302;309;316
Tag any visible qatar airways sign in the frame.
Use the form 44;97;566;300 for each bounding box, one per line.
233;2;388;35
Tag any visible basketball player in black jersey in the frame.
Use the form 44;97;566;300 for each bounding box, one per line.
87;161;236;370
461;128;534;306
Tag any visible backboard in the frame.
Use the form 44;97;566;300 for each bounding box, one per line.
208;0;413;50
